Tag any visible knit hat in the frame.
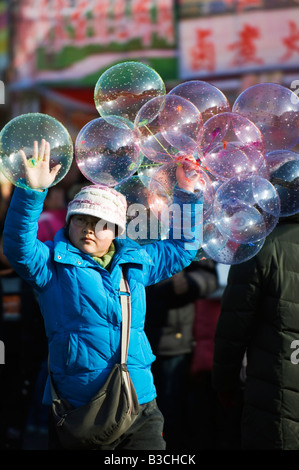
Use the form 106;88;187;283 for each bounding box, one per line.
66;184;127;235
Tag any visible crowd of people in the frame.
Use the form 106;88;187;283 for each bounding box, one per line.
0;140;298;451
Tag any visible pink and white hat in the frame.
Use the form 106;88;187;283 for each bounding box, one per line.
66;184;127;234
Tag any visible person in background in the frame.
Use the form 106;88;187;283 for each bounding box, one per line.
145;258;218;449
188;277;221;450
212;210;299;450
0;177;47;449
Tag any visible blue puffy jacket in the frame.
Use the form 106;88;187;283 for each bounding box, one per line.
3;187;202;408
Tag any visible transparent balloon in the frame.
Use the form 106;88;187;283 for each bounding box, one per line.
213;175;280;244
116;176;168;244
197;214;265;264
134;95;203;163
203;140;269;182
0;113;73;190
137;156;163;187
147;156;209;231
94;61;166;122
200;112;266;179
232;83;299;152
75;116;141;187
169;80;231;123
267;149;299;217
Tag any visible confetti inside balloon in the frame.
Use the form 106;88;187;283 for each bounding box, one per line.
200;112;267;181
94;61;166;122
0;113;73;190
198;214;265;265
213;175;280;244
267;149;299;217
134;95;203;163
232;83;299;152
169;80;231;123
116;176;168;244
75;116;140;187
147;156;209;230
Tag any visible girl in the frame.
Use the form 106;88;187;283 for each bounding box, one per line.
3;139;202;450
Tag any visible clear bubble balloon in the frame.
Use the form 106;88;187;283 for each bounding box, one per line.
200;112;267;181
232;83;299;152
147;156;211;230
267;149;299;216
198;214;265;264
137;156;163;187
0;113;73;190
213;175;280;244
75;116;141;187
134;95;203;163
203;141;269;181
116;175;168;244
94;61;166;122
169;80;231;123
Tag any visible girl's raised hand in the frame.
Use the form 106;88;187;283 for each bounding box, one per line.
20;139;61;190
176;155;200;193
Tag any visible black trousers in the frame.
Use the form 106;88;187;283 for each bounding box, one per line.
48;398;166;451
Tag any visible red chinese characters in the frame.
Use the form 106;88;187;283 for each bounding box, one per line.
228;23;263;66
190;29;215;72
280;20;299;62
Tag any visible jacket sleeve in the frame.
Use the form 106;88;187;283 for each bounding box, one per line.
3;187;53;291
142;187;203;286
212;255;263;392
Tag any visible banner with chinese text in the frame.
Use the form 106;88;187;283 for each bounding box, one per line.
178;5;299;79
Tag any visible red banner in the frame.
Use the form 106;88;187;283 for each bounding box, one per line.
178;4;299;79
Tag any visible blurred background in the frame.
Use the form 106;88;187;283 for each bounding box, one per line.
0;0;298;451
1;0;299;135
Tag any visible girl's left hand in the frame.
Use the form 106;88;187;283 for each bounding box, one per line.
20;139;61;190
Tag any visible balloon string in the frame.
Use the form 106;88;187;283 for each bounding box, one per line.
144;124;173;157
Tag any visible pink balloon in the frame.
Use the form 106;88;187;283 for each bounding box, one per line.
200;112;266;180
169;80;231;123
233;83;299;152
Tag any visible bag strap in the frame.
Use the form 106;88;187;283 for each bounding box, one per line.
48;268;131;400
119;269;131;365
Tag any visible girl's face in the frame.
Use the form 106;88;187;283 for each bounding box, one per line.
69;214;116;257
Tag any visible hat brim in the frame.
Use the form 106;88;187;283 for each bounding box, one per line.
66;208;126;235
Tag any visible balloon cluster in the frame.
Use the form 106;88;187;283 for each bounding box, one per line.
1;61;299;265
